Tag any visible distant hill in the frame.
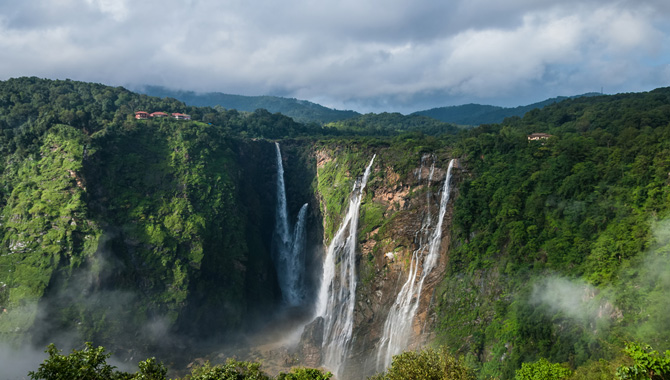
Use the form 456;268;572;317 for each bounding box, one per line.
325;112;461;136
413;93;602;125
137;86;360;124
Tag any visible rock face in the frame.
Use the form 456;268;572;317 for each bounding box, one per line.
307;150;459;379
300;316;325;368
346;162;456;379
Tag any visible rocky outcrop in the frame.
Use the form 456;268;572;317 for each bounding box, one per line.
303;150;459;379
300;317;325;368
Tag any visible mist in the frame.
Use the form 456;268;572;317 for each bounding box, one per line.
0;231;186;378
0;343;46;380
531;276;616;332
530;218;670;348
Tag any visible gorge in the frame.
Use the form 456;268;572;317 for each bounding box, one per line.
273;142;309;307
2;77;670;379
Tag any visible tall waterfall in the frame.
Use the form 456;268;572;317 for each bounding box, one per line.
376;158;455;371
273;142;309;306
316;155;376;378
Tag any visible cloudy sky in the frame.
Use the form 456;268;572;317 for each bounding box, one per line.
1;0;669;113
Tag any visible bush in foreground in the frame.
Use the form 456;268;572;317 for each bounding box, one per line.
369;347;475;380
27;343;331;380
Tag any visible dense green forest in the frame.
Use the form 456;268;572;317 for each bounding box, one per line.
323;112;461;136
2;77;670;380
434;88;670;379
0;77;289;350
0;77;459;359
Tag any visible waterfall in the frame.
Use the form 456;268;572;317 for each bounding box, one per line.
316;155;376;378
376;158;455;371
273;142;309;306
287;203;309;304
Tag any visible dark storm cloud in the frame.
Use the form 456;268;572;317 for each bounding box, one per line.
0;0;668;112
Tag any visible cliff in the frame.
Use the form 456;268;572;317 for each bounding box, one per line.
3;77;670;380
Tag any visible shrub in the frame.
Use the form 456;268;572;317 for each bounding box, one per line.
616;342;670;380
514;358;571;380
276;367;332;380
371;347;474;380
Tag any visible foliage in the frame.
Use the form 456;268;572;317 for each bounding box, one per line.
435;86;670;378
514;358;571;380
0;77;284;346
616;342;670;380
27;343;332;380
28;342;130;380
569;359;619;380
4;77;670;380
0;124;102;338
276;367;332;380
325;112;460;136
370;347;475;380
134;358;169;380
182;359;270;380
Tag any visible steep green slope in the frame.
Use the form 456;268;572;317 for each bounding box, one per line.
0;125;101;341
3;76;670;380
0;78;291;351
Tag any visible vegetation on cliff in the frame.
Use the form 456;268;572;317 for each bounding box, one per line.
0;77;292;349
436;87;670;378
2;76;670;379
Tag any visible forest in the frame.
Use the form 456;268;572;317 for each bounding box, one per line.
1;77;670;379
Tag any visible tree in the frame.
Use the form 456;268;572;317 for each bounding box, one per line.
370;347;474;380
182;359;270;380
134;358;168;380
514;358;571;380
276;368;332;380
616;342;670;380
28;342;130;380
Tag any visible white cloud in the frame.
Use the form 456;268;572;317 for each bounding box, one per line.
84;0;129;22
0;0;668;112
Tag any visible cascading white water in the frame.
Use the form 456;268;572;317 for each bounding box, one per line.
287;203;309;304
316;155;376;378
275;142;291;246
273;142;309;306
376;158;455;371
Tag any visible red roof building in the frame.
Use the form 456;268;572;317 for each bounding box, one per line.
150;112;168;118
134;111;149;120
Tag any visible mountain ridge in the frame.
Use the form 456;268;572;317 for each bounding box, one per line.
136;85;603;126
136;85;360;124
3;77;670;379
411;92;603;125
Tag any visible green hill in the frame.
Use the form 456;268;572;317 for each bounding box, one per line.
413;93;602;125
137;85;360;124
2;76;670;379
324;112;461;136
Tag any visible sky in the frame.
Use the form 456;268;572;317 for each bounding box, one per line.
1;0;669;113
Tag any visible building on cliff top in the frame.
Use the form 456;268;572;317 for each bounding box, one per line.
172;113;191;120
528;132;553;141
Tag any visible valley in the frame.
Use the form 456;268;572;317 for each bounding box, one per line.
1;77;670;379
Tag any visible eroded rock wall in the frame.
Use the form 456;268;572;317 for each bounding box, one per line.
309;146;459;379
